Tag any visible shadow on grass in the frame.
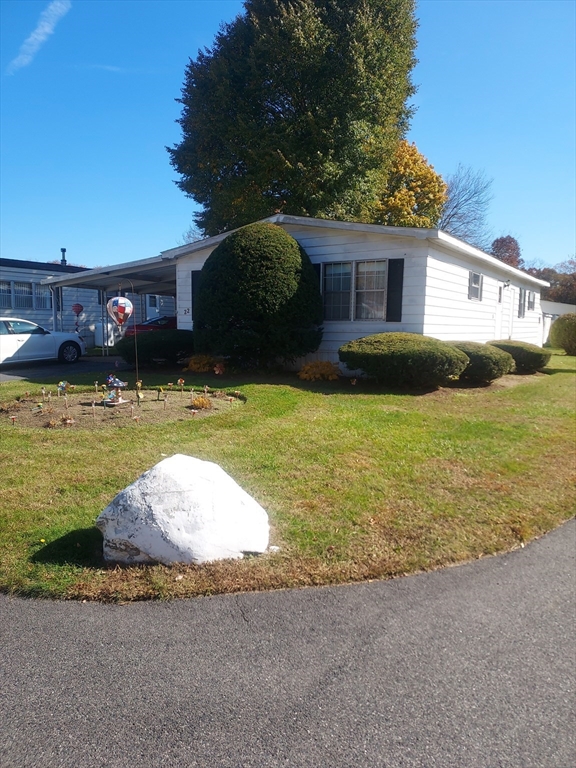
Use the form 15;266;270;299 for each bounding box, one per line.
543;367;576;375
31;527;105;568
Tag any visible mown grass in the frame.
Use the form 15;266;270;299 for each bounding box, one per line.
0;353;574;601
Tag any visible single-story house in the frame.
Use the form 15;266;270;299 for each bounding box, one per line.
1;257;175;348
42;215;549;359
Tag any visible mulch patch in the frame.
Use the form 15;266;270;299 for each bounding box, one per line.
1;386;243;430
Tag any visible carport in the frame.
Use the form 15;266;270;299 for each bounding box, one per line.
41;251;180;345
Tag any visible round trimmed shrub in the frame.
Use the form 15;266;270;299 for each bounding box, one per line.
487;340;551;373
549;313;576;355
338;332;469;388
447;341;515;383
115;329;195;366
194;223;323;367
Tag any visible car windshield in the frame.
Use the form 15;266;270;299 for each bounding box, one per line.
8;320;46;335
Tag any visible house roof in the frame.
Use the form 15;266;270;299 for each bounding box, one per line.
0;257;89;274
40;215;548;292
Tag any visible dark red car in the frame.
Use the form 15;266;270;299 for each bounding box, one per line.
123;315;177;337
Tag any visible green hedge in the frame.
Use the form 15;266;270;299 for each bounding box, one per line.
447;341;515;383
487;340;551;373
194;223;323;367
549;313;576;356
115;330;195;367
338;332;468;388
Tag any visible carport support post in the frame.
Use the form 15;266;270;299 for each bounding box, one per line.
124;279;139;387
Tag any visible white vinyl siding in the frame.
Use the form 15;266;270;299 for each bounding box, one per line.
424;246;544;345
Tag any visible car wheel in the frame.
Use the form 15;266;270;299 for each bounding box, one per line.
58;342;81;363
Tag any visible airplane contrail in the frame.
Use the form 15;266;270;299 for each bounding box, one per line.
7;0;72;75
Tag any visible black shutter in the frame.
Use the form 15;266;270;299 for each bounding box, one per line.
312;263;321;287
386;259;404;322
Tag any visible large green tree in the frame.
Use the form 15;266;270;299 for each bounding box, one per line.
168;0;417;236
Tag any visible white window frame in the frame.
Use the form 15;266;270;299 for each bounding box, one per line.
527;291;535;311
322;262;353;321
321;260;389;322
468;271;483;301
518;288;527;318
34;283;52;310
0;280;11;309
13;282;33;310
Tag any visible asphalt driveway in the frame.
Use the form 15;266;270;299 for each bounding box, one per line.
1;520;574;768
0;355;130;383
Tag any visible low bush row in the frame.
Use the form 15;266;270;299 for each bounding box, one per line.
337;333;551;388
114;328;553;390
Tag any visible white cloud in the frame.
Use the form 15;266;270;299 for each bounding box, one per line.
7;0;72;75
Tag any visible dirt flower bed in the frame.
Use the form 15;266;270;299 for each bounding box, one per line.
0;386;244;430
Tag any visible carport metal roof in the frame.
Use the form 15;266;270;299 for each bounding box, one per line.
41;253;179;296
39;228;232;296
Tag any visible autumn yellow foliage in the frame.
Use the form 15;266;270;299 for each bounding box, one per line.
298;361;340;381
375;141;447;228
183;355;218;373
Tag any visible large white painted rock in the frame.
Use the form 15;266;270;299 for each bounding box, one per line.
95;454;269;565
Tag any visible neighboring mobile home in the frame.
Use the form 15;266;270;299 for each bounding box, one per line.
1;258;175;348
42;215;549;361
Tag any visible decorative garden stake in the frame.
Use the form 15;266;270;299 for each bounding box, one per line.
94;381;99;393
178;378;185;396
71;303;84;334
41;387;46;401
163;394;168;410
106;296;133;328
105;374;128;406
10;415;16;425
92;401;96;420
106;294;138;382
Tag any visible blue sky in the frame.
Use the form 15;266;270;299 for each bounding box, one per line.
1;0;574;269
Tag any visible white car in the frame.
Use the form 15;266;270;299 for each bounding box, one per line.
0;318;87;365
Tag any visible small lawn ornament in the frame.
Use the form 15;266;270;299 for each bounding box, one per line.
71;303;83;333
105;374;129;406
106;296;133;328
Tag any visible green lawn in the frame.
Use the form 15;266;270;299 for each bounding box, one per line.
1;353;574;601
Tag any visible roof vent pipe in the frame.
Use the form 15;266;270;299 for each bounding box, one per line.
60;248;67;266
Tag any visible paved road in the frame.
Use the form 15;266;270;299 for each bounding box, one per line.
1;521;574;768
0;356;131;383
